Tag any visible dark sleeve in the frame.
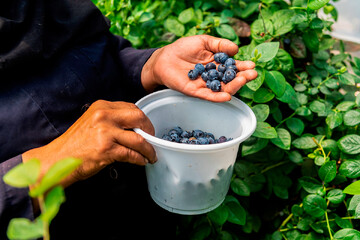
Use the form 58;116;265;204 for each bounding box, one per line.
110;34;158;99
0;155;34;239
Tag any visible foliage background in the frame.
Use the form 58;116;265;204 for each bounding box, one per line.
92;0;360;239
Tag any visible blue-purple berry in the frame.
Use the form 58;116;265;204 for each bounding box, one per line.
224;58;236;67
188;69;199;80
209;80;221;92
195;63;205;74
214;52;229;64
205;62;216;71
223;69;236;84
218;64;226;73
201;72;208;81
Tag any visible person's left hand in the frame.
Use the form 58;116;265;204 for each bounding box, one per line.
141;34;258;102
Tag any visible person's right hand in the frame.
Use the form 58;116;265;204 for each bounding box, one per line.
22;100;157;188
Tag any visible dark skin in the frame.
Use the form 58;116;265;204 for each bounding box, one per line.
23;35;257;211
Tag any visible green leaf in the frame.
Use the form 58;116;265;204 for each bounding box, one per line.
277;83;299;105
326;111;343;129
252;122;278;139
333;229;360;239
340;160;360;178
252;42;280;63
303;30;319;53
339;73;356;85
264;71;286;97
271;9;296;36
327;189;346;204
30;158;82;197
191;223;211;239
270;128;291;150
215;24;237;40
293;136;317;149
286;118;305;136
337;135;360;155
7;218;43;240
253;88;275;103
335;215;353;229
303;194;327;217
208;204;229;226
231;178;250;196
349;195;360;211
164;18;185;36
225;199;246;225
242;138;269;156
240;2;259;18
41;186;65;223
336;101;356;111
308;0;330;10
344;110;360;126
288;151;303;164
319;160;337;183
139;12;154;23
178;8;194;24
309;100;326;113
251;19;274;43
298;176;323;193
252;104;269;122
246;67;265;91
3;159;40;188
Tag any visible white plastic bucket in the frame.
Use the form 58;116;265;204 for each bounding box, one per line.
134;89;257;215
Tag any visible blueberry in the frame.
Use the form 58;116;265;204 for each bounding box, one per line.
206;80;211;88
218;64;226;73
180;138;190;144
198;137;210;145
226;64;238;72
214;52;229;64
223;69;236;84
188;69;199;80
169;133;180;142
207;69;219;80
208;137;215;144
171;126;183;135
218;71;224;80
162;134;172;141
192;130;204;138
205;62;216;71
189;139;200;145
181;131;191;138
205;132;215;140
217;136;227;143
209;80;221;92
195;63;205;74
201;72;208;81
224;58;236;67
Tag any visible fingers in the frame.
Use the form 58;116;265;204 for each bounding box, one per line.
201;35;239;56
236;61;256;71
223;69;258;95
112;128;157;165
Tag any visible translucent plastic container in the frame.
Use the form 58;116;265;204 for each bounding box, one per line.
134;89;256;215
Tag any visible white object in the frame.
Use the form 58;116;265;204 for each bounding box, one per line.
134;89;257;215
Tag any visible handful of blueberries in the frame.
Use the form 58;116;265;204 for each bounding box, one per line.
187;52;238;92
161;126;232;145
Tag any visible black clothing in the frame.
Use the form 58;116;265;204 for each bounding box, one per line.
0;1;179;239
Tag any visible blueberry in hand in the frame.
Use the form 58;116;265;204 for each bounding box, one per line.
207;69;219;80
218;64;226;73
188;69;199;80
224;58;236;67
209;80;221;92
223;69;236;84
214;52;229;64
226;65;238;72
201;72;208;81
195;63;205;74
205;62;216;71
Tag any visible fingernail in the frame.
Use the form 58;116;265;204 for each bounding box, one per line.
144;158;149;164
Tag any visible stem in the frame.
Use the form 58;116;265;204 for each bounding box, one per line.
258;3;267;34
38;195;50;240
324;201;333;240
280;213;294;229
276;112;297;129
261;161;288;174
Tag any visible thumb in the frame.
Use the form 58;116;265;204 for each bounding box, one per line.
200;35;239;57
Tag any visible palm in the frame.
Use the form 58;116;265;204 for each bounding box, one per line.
153;35;257;102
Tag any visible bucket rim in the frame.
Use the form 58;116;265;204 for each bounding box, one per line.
133;89;257;152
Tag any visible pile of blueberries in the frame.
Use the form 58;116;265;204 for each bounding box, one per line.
161;126;232;145
187;52;238;92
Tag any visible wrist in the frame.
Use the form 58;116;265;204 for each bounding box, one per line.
141;48;163;92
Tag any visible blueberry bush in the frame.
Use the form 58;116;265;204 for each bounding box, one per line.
93;0;360;239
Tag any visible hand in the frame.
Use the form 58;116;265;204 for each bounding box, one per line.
22;100;157;188
141;34;258;102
